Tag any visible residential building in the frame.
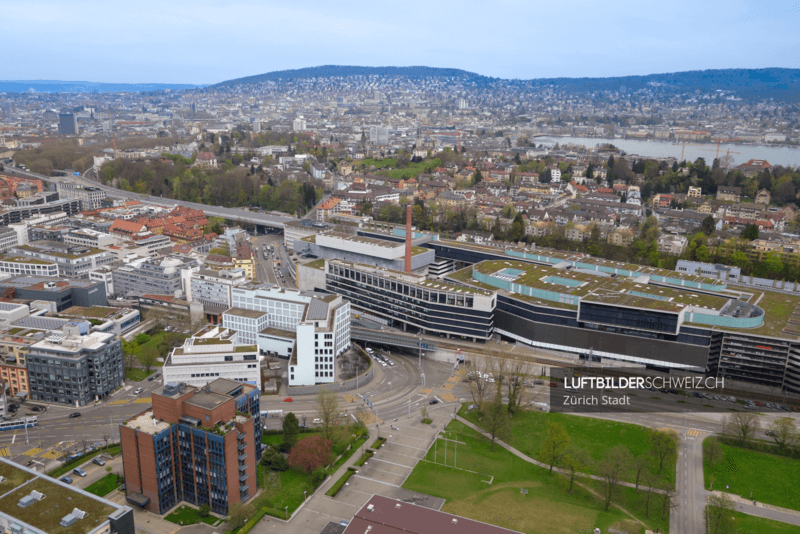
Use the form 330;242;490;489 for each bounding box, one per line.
0;255;59;277
163;326;260;388
120;379;261;515
737;159;773;178
0;458;135;534
687;186;702;199
63;228;118;248
0;199;82;226
0;276;108;311
0;227;18;254
755;188;771;205
233;241;254;279
89;266;115;296
27;322;123;405
109;220;151;239
299;259;495;342
292;116;307;131
717;186;742;202
317;197;343;222
11;241;114;278
225;285;351;386
607;228;635;246
343;495;522;534
657;234;689;255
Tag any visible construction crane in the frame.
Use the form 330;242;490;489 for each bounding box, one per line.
699;137;743;160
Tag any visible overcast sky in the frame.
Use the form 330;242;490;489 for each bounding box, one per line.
4;0;799;84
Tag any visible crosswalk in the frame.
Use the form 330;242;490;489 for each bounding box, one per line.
687;429;703;437
441;393;457;402
133;397;152;404
22;447;42;457
420;388;433;395
108;399;129;406
0;447;10;458
40;450;64;460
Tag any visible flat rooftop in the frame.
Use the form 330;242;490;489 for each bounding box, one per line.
127;410;170;435
185;391;232;410
0;459;120;534
223;307;268;319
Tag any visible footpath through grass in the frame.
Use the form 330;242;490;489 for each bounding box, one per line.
704;438;800;511
85;473;122;497
459;406;676;487
404;420;669;534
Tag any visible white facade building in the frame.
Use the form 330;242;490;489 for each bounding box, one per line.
225;285;351;386
190;268;248;308
163;326;261;388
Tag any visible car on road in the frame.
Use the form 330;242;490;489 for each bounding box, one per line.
744;404;758;410
72;468;87;477
766;430;777;437
69;412;81;418
60;476;73;484
283;397;293;402
134;388;143;395
7;403;18;411
30;406;44;412
148;375;154;381
548;382;558;387
429;399;439;405
312;418;322;424
92;458;106;466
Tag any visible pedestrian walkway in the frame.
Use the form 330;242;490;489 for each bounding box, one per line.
707;490;800;525
0;447;10;458
133;397;153;404
22;447;42;456
686;429;703;437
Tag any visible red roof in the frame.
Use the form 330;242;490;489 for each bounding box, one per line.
110;219;147;234
197;152;215;161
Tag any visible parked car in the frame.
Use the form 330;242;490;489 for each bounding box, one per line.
548;382;558;387
535;380;545;385
92;457;106;466
72;468;87;477
744;404;758;410
60;476;73;484
147;376;154;381
69;412;81;418
284;397;293;402
766;430;777;437
312;418;322;424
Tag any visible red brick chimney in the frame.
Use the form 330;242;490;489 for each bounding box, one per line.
404;205;413;273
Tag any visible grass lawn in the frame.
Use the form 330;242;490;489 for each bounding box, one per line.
85;473;122;497
459;406;676;487
404;420;669;534
704;439;800;510
721;509;800;534
124;367;152;382
165;505;220;526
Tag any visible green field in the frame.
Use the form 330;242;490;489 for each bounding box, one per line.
704;439;800;510
720;509;800;534
85;473;122;497
124;368;153;382
403;420;669;534
459;406;676;487
165;504;220;526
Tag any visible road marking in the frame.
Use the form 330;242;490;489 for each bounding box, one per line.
11;432;15;445
40;450;63;460
687;429;703;437
22;447;42;456
133;397;152;404
0;447;10;458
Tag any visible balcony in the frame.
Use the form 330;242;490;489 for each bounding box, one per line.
237;432;246;441
238;463;247;472
239;474;248;482
238;443;246;451
239;484;249;493
238;453;247;461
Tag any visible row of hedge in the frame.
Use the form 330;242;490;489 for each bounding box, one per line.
325;467;356;497
718;435;800;458
371;437;386;449
353;450;374;467
48;444;120;478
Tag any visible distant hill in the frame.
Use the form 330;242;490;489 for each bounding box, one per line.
211;65;800;101
0;80;203;93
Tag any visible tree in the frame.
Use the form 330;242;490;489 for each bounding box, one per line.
561;445;591;493
701;215;716;236
725;412;760;445
465;357;492;411
769;417;796;452
420;406;428;420
283;412;300;449
741;223;759;241
482;395;511;451
503;358;531;413
287;434;332;473
660;485;677;521
631;455;649;493
227;502;254;530
598;444;632;511
641;470;659;517
648;429;678;475
139;346;158;374
707;492;737;534
316;387;339;443
198;504;210;518
473;169;483;184
705;436;724;465
539;421;570;474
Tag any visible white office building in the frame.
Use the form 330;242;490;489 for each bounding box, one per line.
163;325;261;388
224;285;351;386
190;268;248;308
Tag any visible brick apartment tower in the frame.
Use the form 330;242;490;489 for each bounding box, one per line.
120;379;262;516
404;204;412;273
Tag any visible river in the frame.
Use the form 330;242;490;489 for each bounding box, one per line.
537;136;800;168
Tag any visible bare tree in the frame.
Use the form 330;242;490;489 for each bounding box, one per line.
648;429;678;475
81;440;88;455
724;412;760;445
139;346;158;374
631;455;649;492
660;485;678;521
769;417;796;452
465;356;492;411
641;470;658;517
598;444;632;511
420;406;428;420
102;433;110;449
482;395;511;451
316;387;339;442
561;445;591;493
504;358;531;413
705;437;724;465
707;492;736;534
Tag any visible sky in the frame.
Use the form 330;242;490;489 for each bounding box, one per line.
3;0;800;85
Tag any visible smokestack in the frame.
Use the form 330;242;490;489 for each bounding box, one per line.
404;205;413;273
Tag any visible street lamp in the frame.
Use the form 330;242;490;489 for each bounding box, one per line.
285;506;288;519
304;490;307;501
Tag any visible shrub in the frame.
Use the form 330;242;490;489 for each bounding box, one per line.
288;435;332;473
311;467;327;485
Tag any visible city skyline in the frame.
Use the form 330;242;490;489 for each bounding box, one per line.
5;0;800;84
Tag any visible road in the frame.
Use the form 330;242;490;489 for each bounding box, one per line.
3;165;297;230
250;234;295;287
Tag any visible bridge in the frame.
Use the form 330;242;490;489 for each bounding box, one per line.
350;325;439;352
4;166;298;231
